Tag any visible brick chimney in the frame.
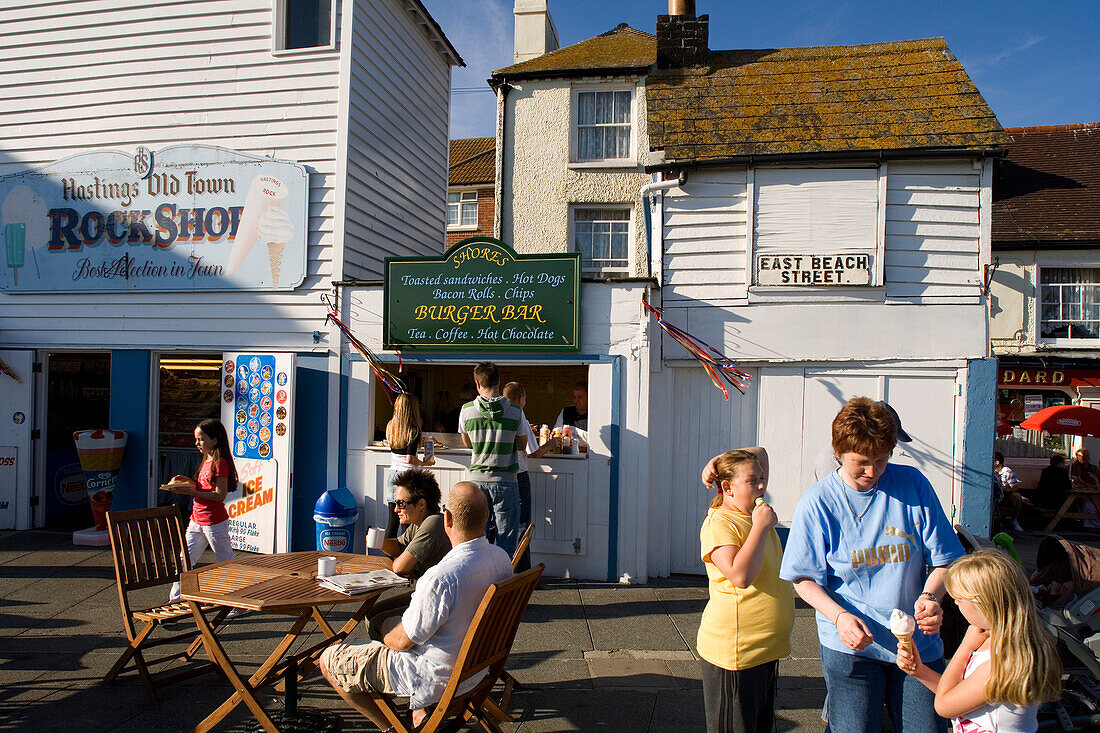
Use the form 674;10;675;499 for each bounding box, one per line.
656;0;709;69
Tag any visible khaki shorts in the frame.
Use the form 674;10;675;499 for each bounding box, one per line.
321;640;396;695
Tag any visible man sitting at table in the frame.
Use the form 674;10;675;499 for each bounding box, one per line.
320;481;513;728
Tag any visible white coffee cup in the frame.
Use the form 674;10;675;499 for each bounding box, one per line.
366;527;385;550
317;555;342;578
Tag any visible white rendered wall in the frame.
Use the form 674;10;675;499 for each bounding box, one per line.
500;78;651;277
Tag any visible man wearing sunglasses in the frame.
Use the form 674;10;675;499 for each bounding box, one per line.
321;482;512;728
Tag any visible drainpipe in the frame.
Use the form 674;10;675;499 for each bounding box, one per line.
640;171;687;285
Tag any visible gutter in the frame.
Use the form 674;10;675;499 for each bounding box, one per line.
646;145;1008;174
640;171;687;285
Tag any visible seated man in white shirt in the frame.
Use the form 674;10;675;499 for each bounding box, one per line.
320;481;513;728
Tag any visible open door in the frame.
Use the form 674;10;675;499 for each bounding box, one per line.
0;350;34;529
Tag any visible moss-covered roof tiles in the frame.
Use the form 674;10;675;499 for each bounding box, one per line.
647;37;1008;162
492;24;655;80
449;137;495;185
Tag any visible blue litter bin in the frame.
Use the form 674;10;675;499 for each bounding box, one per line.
314;487;358;553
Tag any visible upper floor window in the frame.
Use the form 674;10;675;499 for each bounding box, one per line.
573;206;630;272
752;167;881;288
1039;267;1100;340
273;0;334;53
447;191;478;229
573;88;633;163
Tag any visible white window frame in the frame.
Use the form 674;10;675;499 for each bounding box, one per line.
570;204;632;273
569;84;636;167
1036;264;1100;347
272;0;337;56
447;189;479;231
747;164;886;299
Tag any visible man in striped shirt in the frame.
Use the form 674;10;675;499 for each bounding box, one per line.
459;361;527;557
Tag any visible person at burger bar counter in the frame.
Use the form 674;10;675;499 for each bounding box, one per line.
554;381;589;432
503;381;560;572
459;362;527;557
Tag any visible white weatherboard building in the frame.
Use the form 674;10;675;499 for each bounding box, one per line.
478;2;1006;581
0;0;461;548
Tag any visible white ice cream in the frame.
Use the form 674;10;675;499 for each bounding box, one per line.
258;207;294;245
889;608;916;635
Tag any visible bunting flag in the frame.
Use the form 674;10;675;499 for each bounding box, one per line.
325;309;406;401
641;298;751;400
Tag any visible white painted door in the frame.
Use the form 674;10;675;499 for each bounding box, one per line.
667;367;756;574
801;368;961;521
0;350;35;529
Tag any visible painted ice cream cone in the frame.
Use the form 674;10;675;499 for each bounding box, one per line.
226;176;288;276
890;608;916;655
257;207;293;289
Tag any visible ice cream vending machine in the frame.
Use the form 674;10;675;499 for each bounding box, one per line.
220;352;295;554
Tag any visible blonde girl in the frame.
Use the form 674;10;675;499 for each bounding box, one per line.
897;550;1061;732
698;448;794;733
383;393;433;537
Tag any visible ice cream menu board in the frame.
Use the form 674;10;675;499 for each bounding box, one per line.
0;144;308;292
221;352;295;554
384;237;580;352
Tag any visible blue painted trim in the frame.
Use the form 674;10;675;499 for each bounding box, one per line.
108;350;151;512
338;359;348;489
960;358;997;538
343;353;617;364
291;354;330;550
607;356;622;582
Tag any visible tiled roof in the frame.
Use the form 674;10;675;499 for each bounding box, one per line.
647;37;1008;163
449;137;495;186
492;24;655;80
993;123;1100;247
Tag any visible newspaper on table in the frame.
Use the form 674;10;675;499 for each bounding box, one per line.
317;569;409;595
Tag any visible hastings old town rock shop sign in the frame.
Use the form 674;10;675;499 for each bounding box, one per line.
384;238;580;352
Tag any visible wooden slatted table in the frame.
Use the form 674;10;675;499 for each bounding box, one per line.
180;551;395;733
1043;489;1100;532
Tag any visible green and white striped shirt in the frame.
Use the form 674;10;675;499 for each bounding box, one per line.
458;397;522;481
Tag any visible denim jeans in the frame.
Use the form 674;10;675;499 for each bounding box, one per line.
819;645;948;733
515;471;532;572
472;480;520;558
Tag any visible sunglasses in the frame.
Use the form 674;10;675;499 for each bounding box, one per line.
394;498;420;509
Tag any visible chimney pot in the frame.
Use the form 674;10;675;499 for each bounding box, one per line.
669;0;695;16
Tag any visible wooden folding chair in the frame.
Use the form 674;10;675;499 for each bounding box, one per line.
103;506;228;703
510;523;534;571
332;563;543;733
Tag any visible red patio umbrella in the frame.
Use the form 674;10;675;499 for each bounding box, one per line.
996;417;1013;436
1019;405;1100;437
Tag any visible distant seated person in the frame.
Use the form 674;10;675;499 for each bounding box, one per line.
367;468;451;640
1070;448;1100;491
1036;455;1071;512
321;482;513;729
554;381;589;433
994;451;1023;531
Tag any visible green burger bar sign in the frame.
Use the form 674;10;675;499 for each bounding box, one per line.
383;237;580;352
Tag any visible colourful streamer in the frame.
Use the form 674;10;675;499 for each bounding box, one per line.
326;309;406;401
641;298;751;400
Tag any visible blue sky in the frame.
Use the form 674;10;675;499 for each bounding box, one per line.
422;0;1100;140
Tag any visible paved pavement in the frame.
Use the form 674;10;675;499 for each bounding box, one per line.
0;528;829;732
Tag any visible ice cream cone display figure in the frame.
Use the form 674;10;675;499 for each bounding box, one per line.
226;175;289;277
890;607;916;656
257;207;294;288
73;429;127;531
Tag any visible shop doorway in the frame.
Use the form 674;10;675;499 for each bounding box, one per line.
43;353;110;529
155;353;222;515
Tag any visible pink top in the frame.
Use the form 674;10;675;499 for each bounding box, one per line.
191;458;230;526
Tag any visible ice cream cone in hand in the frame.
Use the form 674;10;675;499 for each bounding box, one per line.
890;608;916;655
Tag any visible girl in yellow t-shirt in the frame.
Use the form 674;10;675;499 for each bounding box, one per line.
698;448;795;733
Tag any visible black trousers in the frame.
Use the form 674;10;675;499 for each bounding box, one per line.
700;657;778;733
